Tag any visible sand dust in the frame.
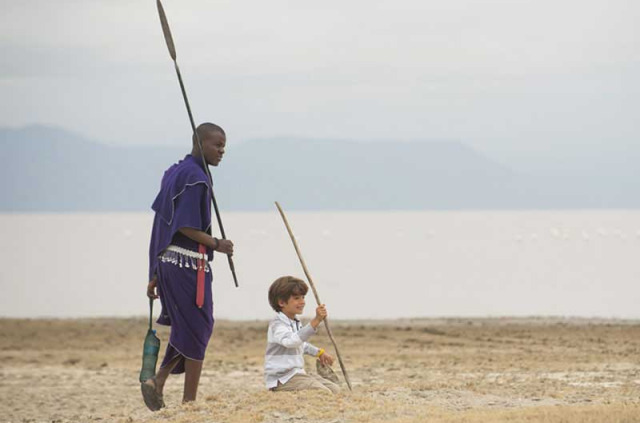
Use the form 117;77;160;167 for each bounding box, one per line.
1;317;639;422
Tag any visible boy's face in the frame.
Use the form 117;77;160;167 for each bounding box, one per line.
279;294;306;318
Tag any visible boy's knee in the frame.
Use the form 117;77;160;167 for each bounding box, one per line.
303;376;332;393
322;380;340;394
311;374;340;394
313;383;333;393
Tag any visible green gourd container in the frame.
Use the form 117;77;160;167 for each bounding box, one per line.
139;299;161;383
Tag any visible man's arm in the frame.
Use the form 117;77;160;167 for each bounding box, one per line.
178;227;234;255
147;275;159;299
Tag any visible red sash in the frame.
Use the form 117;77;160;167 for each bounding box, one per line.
196;244;206;308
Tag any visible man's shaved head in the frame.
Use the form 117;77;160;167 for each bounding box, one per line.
191;122;227;167
192;122;225;144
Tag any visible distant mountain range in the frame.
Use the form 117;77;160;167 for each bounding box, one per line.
1;125;638;211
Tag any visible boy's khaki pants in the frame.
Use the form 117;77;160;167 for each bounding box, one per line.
272;373;340;393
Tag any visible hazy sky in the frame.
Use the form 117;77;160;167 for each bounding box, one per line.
1;0;638;162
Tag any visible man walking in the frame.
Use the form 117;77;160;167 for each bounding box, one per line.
142;123;234;410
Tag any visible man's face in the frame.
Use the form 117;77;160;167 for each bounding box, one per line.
200;131;226;166
279;294;306;318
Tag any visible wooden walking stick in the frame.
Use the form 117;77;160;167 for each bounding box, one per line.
156;0;238;287
275;201;353;391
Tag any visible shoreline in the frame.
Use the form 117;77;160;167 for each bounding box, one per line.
2;315;640;324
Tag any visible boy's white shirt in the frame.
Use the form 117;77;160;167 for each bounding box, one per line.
264;311;321;389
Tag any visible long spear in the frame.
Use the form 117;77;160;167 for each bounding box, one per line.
156;0;238;287
275;201;353;391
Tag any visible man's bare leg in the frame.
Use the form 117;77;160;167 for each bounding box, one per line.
183;358;204;403
154;354;182;396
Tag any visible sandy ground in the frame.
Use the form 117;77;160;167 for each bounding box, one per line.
1;317;639;423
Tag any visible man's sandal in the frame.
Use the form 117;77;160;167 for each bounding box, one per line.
141;378;165;411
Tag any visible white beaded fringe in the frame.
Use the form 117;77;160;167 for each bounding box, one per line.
159;245;210;272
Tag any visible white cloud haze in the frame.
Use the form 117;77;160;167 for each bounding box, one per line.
1;0;638;165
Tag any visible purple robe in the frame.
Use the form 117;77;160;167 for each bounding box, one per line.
149;154;215;374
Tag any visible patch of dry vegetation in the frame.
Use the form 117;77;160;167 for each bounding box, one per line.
1;318;639;422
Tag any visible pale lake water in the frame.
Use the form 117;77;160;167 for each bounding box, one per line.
0;211;639;320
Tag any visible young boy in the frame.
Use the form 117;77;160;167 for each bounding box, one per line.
264;276;340;393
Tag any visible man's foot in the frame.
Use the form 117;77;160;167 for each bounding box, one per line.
141;378;165;411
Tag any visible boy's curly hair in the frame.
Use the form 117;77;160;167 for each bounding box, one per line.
268;276;309;312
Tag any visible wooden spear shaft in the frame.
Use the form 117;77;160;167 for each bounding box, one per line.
275;201;353;391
